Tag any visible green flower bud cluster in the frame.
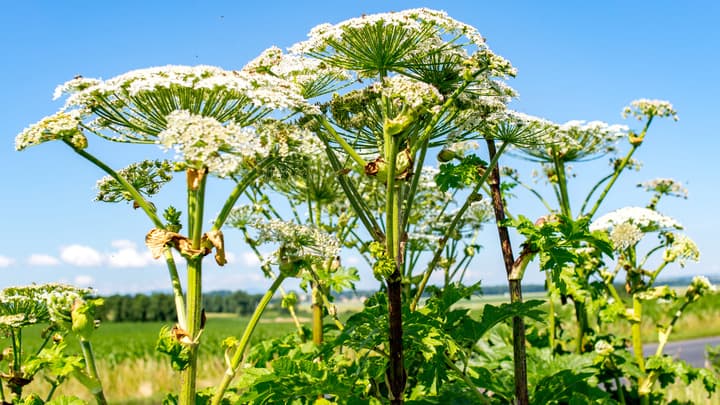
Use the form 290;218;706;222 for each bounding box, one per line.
369;241;396;281
95;160;174;204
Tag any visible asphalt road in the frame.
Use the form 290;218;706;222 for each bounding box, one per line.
644;336;720;368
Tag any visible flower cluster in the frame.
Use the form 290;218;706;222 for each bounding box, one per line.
622;99;678;121
15;110;86;151
61;65;313;114
609;222;644;250
252;219;340;265
290;8;487;57
0;284;93;329
96;160;174;203
590;206;682;234
513;118;629;163
158;110;267;177
243;46;350;98
639;178;688;199
255;119;324;159
372;75;443;110
685;276;715;302
663;234;700;267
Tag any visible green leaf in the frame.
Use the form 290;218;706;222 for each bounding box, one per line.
45;396;87;405
531;369;611;404
155;325;191;371
473;300;545;341
435;155;488;192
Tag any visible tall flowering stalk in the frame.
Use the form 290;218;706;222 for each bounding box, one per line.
16;65;317;404
508;99;677;354
590;204;709;403
255;8;548;403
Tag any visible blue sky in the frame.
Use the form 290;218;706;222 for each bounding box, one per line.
2;1;719;294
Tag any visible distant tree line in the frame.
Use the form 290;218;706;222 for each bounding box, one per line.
97;290;263;322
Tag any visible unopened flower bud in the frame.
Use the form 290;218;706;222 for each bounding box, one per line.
437;148;457;162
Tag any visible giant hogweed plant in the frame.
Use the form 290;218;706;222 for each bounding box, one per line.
243;8;554;404
504;101;718;402
15;64;339;404
505;100;679;353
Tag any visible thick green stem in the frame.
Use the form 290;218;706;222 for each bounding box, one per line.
387;274;405;405
180;258;202;405
410;142;507;311
212;275;286;405
553;155;572;217
79;339;108;405
179;170;207;405
383;123;406;404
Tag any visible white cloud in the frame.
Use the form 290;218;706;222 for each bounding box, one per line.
107;240;154;268
74;275;95;287
0;255;15;267
60;245;104;267
28;254;60;266
111;240;137;250
241;251;262;266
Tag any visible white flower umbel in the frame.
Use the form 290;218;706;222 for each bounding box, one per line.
590;206;683;234
639;178;688;199
622;99;678;121
15;110;86;151
159;110;266;177
371;75;443;110
45;65;316;145
609;222;644;250
252;219;340;265
290;8;487;57
663;234;700;267
244;46;350;98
